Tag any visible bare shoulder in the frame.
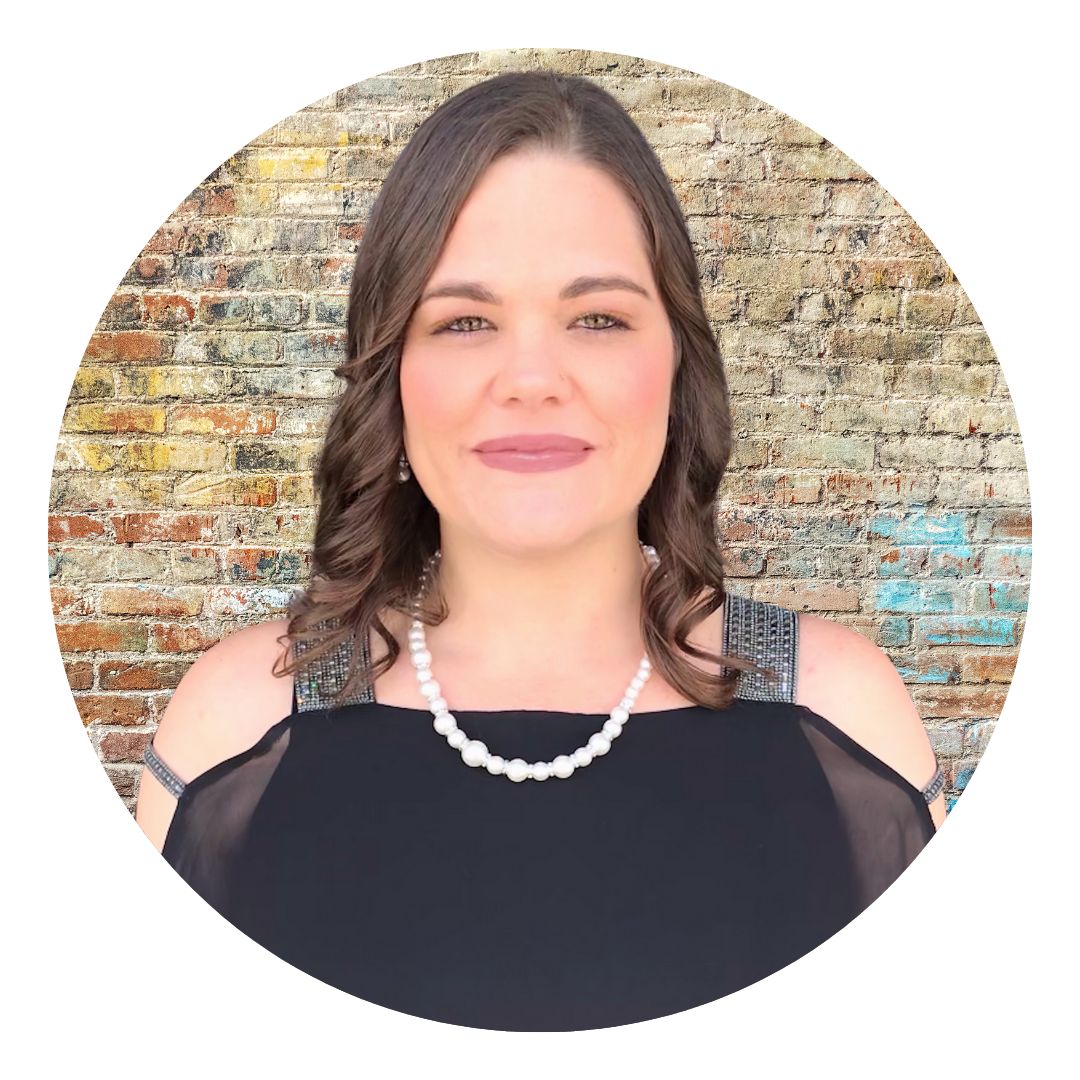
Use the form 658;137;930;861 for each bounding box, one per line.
796;613;945;828
134;618;294;852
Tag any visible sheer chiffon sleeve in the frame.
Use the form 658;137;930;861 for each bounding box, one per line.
159;719;293;916
796;705;937;912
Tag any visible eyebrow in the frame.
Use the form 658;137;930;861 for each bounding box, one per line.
418;274;651;306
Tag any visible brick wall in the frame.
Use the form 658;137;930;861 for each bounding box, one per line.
49;48;1028;813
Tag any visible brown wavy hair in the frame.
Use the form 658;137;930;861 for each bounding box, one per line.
279;69;761;709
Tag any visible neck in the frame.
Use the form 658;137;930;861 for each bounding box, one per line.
423;525;651;679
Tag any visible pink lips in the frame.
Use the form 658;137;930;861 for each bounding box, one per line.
472;433;594;473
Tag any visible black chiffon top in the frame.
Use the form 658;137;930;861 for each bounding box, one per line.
147;595;942;1032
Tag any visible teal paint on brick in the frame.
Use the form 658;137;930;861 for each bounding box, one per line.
874;581;958;613
893;663;954;683
919;616;1017;646
973;582;1030;612
879;616;911;647
947;796;959;813
867;510;968;546
955;765;977;790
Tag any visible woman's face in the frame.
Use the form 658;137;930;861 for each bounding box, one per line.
399;149;677;557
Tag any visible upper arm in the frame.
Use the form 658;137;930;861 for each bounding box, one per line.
134;618;295;853
796;613;946;830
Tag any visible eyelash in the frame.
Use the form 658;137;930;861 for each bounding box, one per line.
431;312;631;335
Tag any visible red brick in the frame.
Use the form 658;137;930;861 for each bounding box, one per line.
910;686;1010;719
99;660;191;690
144;294;196;329
83;332;172;365
100;292;143;329
101;586;204;617
959;653;1019;684
170;405;277;436
142;223;188;254
55;621;148;653
48;515;106;542
99;730;154;763
75;694;153;727
123;256;173;286
338;223;366;244
65;661;94;690
150;622;222;653
51;587;93;619
111;512;215;544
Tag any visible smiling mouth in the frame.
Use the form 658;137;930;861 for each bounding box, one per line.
472;436;594;473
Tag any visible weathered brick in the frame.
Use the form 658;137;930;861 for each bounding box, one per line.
819;400;924;434
99;292;144;329
48;515;106;542
65;660;94;690
143;294;197;329
115;547;171;581
206;585;301;616
99;730;154;763
198;296;251;326
111;512;215;544
830;329;935;362
150;622;222;653
934;472;1030;507
768;146;868;182
229;368;342;398
824;472;935;505
224;547;279;583
889;364;995;398
915;616;1017;647
99;660;191;691
84;332;174;366
62;404;166;435
56;621;148;653
51;586;93;618
75;695;153;727
972;510;1031;542
730;399;815;433
925;723;965;755
52;545;115;581
910;686;1009;719
903;292;956;328
876;545;929;577
941;331;997;364
851;290;902;324
779;363;886;398
115;366;226;399
827;182;907;219
724;361;773;395
835;257;949;292
926;401;1018;436
959;653;1019;684
980;545;1031;579
971;582;1029;613
232;440;321;472
983;437;1028;470
101;585;204;617
926;545;982;578
877;437;982;470
245;509;317;544
170;404;278;436
750;580;861;611
172;547;221;582
724;254;829;289
872;580;964;614
69;367;115;400
867;510;968;546
173;474;277;507
121;441;228;473
770;436;874;470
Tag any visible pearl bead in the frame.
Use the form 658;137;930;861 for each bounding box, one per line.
429;697;448;715
552;755;575;778
461;740;489;767
640;657;651;671
419;679;441;699
588;733;611;756
410;649;432;668
432;713;456;735
603;719;623;739
624;686;639;701
630;676;645;691
532;762;552;781
447;728;467;749
609;707;630;724
486;755;506;775
572;747;593;767
505;758;529;783
414;668;432;683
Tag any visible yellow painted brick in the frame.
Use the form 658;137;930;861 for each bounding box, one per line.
62;404;166;434
121;441;229;472
115;367;227;399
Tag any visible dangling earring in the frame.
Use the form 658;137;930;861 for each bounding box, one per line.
397;450;411;483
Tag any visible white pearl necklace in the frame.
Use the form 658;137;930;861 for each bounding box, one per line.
408;543;660;782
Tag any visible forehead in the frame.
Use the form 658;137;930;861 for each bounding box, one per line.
430;150;652;282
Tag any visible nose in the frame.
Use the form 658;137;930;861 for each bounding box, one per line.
488;325;573;409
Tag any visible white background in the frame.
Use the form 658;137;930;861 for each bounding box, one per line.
3;2;1074;1074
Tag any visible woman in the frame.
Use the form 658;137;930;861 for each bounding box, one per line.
135;70;946;1031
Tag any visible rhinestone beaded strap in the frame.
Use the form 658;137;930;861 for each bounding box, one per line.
143;740;186;799
292;631;376;712
921;764;946;804
723;594;799;703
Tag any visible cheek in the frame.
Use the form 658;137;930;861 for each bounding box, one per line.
400;353;471;442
